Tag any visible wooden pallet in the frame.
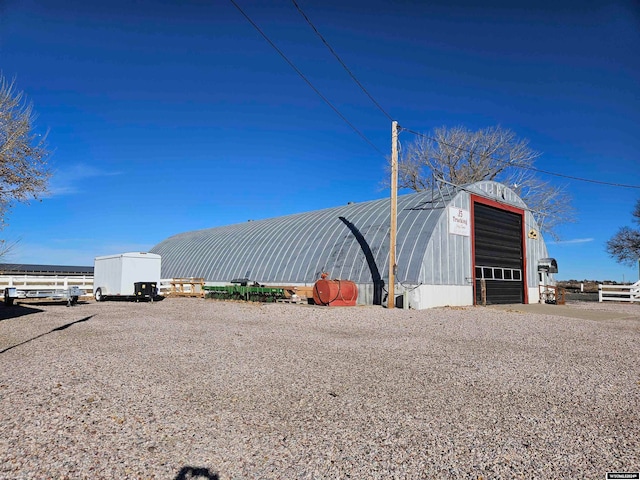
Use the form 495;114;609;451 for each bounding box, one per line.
167;278;205;298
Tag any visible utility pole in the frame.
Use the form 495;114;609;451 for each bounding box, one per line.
388;120;399;309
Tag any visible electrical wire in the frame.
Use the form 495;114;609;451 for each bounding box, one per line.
400;127;640;190
228;0;385;157
233;0;636;191
291;0;395;122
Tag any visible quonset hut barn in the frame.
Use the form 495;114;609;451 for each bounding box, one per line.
151;181;556;309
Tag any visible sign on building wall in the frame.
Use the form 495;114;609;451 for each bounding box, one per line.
448;206;471;236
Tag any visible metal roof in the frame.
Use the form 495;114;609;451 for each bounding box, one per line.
152;181;531;285
151;182;467;284
0;264;94;276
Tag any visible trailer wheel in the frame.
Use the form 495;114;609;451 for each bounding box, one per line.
95;288;103;302
71;296;78;306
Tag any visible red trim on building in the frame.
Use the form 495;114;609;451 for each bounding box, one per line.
470;194;528;305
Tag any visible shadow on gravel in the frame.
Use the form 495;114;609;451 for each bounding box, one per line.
174;466;219;480
8;300;89;307
99;295;166;303
0;315;95;355
0;304;43;321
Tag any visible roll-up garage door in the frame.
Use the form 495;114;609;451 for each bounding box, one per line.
473;201;524;304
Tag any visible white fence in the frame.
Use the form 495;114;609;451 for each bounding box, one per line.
599;281;640;303
0;276;194;299
0;275;94;297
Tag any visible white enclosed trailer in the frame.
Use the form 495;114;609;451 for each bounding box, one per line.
93;252;161;301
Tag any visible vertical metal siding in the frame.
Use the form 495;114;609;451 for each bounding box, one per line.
420;199;458;285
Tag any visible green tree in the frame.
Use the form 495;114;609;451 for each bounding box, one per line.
606;199;640;266
396;125;573;239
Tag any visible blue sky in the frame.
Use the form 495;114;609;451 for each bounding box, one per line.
1;0;639;281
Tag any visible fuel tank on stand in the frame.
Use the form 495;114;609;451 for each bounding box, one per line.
312;274;358;306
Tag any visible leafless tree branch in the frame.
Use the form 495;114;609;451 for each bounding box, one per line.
0;74;51;231
390;125;574;239
606;199;640;266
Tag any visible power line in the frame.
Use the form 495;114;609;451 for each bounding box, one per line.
400;127;640;190
232;0;636;190
228;0;385;157
289;0;639;192
291;0;395;122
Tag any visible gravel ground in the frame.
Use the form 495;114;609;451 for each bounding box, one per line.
1;297;638;479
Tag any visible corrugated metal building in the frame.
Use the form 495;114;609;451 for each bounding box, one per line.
151;181;554;309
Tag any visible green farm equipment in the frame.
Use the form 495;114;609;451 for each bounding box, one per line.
203;284;286;303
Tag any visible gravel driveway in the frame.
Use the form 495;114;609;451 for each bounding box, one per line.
1;298;638;479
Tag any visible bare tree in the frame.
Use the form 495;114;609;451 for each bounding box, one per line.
0;74;51;229
396;125;573;239
606;199;640;266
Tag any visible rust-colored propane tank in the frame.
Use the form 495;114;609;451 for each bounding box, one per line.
312;274;358;307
